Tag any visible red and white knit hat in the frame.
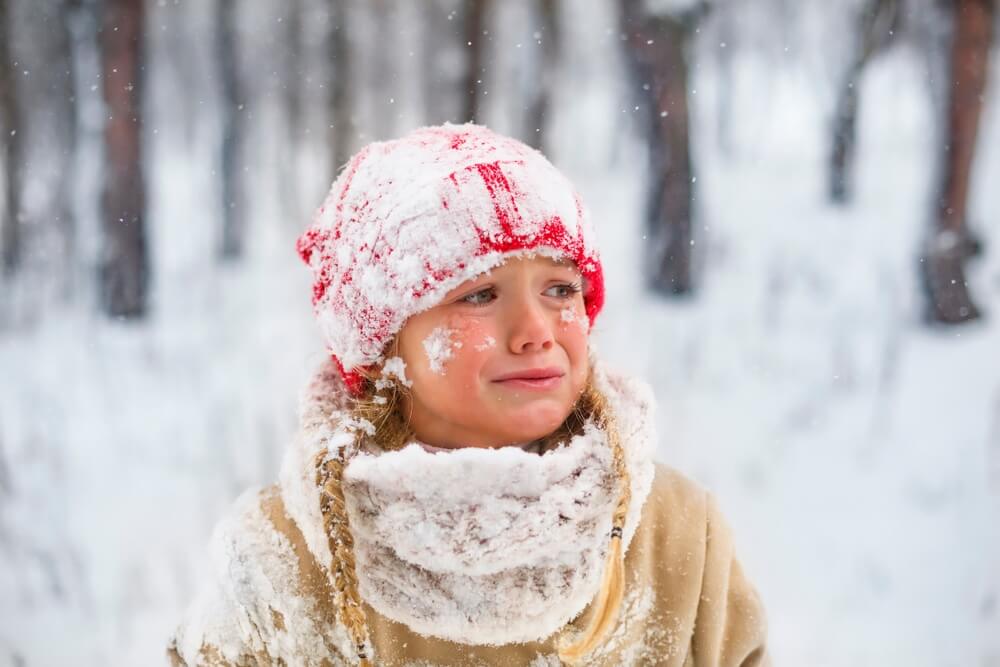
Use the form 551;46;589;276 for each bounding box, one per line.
296;123;605;394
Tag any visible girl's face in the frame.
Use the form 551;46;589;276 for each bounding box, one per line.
395;255;590;448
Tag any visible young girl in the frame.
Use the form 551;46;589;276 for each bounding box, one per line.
169;124;769;666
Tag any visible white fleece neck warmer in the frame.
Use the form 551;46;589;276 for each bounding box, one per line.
279;358;656;647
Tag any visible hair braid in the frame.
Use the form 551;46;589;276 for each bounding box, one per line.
315;449;373;666
557;380;632;664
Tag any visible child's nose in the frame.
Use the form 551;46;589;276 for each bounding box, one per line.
507;297;554;354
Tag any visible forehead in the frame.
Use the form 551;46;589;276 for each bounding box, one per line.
493;254;578;273
471;254;578;282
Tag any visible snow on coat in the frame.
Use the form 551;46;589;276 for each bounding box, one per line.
168;358;769;666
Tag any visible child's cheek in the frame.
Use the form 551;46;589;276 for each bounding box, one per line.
422;316;495;386
447;316;495;357
447;317;498;379
558;304;590;380
559;303;589;336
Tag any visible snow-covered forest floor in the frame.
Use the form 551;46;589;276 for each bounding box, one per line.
2;2;999;666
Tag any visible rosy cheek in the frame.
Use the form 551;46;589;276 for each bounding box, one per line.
559;304;589;335
473;335;498;352
448;317;497;355
419;316;494;377
558;306;590;374
448;317;499;366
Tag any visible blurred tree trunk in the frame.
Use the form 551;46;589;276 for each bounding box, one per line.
0;0;24;277
621;0;708;296
329;0;355;175
99;0;148;318
525;0;558;151
714;0;734;157
217;0;246;259
1;0;79;297
828;0;900;204
370;0;396;139
283;0;304;224
422;0;464;125
462;0;488;122
53;0;80;292
920;0;994;324
285;0;304;140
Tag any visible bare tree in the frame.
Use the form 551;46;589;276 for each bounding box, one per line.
462;0;489;122
525;0;559;151
98;0;148;317
329;0;356;176
368;0;397;140
1;0;79;300
285;0;304;142
828;0;901;204
0;0;23;277
216;0;247;260
282;0;306;225
51;0;80;292
920;0;994;324
621;0;710;296
422;0;465;125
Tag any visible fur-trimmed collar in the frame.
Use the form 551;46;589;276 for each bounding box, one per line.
278;357;656;647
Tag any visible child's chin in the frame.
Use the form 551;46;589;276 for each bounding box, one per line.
500;402;572;441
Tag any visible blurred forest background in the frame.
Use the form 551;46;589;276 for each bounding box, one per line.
1;0;999;665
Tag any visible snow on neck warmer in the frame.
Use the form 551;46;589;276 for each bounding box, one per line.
278;357;656;647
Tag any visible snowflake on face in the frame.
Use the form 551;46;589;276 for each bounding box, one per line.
423;327;463;374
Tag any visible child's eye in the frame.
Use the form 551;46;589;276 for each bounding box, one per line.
544;282;582;299
460;287;496;306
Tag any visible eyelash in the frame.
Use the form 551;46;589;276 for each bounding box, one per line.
459;282;582;307
547;281;583;299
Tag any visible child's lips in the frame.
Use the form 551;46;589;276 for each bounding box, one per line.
492;369;565;391
494;376;564;390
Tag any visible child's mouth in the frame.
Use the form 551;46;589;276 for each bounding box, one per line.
492;368;565;391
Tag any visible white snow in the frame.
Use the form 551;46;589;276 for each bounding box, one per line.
560;307;587;333
422;326;462;374
1;2;999;665
378;356;413;389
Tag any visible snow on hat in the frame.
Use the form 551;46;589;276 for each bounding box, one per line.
296;122;605;394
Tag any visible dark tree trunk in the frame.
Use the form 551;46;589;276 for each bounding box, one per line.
937;0;993;235
285;0;304;141
526;0;559;151
422;0;464;125
217;0;246;260
98;0;148;318
54;0;80;289
621;1;708;296
829;0;900;204
329;0;355;175
370;0;396;140
920;0;994;324
462;0;488;123
0;0;24;277
282;0;304;224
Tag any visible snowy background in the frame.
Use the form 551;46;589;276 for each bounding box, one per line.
2;1;999;666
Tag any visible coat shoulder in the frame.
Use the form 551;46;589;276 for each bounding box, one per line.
634;462;712;547
169;485;355;666
617;463;770;666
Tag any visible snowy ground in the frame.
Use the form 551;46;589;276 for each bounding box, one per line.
2;6;999;667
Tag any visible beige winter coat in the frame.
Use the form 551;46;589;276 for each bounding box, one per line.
169;360;769;666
